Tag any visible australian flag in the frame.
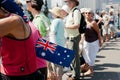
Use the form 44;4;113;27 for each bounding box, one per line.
35;38;75;67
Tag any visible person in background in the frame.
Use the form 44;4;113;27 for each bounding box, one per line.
94;11;103;37
61;4;70;24
109;6;114;13
0;0;44;80
49;7;65;80
79;7;87;71
80;8;87;16
26;0;51;40
81;8;102;76
26;0;51;80
101;10;111;42
15;0;34;21
61;5;71;73
109;10;117;39
63;0;81;79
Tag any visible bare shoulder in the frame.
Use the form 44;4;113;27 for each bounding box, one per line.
91;21;98;27
0;14;22;27
92;21;97;25
0;14;23;37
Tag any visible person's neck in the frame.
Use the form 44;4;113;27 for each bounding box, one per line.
70;6;76;10
86;18;93;23
32;10;40;17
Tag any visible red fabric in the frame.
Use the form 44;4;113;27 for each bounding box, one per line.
0;21;46;76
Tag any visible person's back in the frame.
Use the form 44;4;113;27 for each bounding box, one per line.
49;7;65;80
26;0;51;40
50;18;65;47
26;0;48;80
0;0;44;79
32;12;51;39
0;18;38;76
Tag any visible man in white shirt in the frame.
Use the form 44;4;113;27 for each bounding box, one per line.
63;0;81;79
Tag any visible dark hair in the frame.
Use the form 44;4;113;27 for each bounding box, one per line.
31;0;44;11
110;6;114;8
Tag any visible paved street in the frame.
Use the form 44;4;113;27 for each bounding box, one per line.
81;37;120;80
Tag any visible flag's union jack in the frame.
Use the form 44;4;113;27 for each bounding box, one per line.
36;38;57;53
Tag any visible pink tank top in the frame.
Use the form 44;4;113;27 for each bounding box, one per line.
0;21;46;76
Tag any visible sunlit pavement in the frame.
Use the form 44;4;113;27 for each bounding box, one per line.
62;37;120;80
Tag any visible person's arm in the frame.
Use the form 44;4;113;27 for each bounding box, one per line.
95;14;103;25
79;33;85;44
65;10;81;29
104;15;110;27
92;21;103;47
65;24;79;29
97;18;103;25
0;15;21;38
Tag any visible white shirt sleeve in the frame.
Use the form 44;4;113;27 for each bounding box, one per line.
73;10;81;25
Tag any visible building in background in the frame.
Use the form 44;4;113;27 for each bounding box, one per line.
79;0;103;12
46;0;109;12
47;0;103;12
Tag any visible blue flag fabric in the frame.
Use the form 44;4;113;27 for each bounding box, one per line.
0;0;28;22
35;38;75;67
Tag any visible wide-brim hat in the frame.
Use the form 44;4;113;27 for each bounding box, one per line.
62;5;70;13
49;7;62;18
80;8;87;13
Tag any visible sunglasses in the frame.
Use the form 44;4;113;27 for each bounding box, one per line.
64;1;71;4
85;12;92;14
26;1;31;3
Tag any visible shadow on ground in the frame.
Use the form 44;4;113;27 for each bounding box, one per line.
79;63;120;80
80;72;120;80
94;63;120;70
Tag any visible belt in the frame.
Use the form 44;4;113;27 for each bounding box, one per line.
66;37;74;42
66;37;74;40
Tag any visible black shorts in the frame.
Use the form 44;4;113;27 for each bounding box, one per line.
0;70;44;80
